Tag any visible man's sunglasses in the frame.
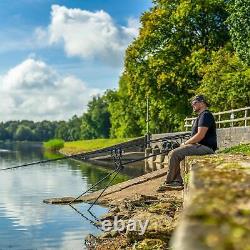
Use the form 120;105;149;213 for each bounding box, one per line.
191;101;200;105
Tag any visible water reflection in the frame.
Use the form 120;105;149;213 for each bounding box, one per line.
0;141;144;249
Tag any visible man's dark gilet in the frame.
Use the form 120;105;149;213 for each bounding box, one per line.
191;110;217;151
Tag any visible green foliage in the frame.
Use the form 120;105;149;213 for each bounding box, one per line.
43;139;65;152
14;125;34;141
55;121;69;140
80;95;111;139
5;121;19;140
33;121;57;141
221;143;250;155
55;116;82;141
197;49;250;111
108;0;231;137
0;125;10;140
0;120;60;142
106;87;143;138
227;0;250;65
61;138;132;155
0;95;110;142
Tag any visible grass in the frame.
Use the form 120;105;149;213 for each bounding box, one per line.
60;138;133;154
43;139;64;152
220;143;250;156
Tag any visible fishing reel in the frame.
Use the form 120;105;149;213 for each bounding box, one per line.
111;148;124;170
161;140;180;151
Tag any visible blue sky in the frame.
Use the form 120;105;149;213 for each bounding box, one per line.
0;0;152;121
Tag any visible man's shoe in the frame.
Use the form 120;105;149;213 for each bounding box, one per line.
156;182;169;192
157;181;184;192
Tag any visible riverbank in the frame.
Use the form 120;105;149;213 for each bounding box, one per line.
60;138;132;155
84;172;183;249
53;142;250;249
44;167;183;249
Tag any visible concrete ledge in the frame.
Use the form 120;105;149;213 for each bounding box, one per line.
171;154;250;250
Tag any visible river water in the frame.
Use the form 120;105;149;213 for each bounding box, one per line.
0;142;144;250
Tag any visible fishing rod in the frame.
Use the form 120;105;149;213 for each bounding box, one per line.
56;133;191;227
0;132;191;171
0;139;144;171
68;204;104;231
68;144;178;227
69;148;124;206
150;133;191;143
68;164;121;205
69;204;104;231
87;148;124;211
67;146;178;230
69;143;178;209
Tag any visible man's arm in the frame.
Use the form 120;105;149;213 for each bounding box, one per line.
183;127;208;145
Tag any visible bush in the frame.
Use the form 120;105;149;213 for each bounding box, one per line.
43;139;64;152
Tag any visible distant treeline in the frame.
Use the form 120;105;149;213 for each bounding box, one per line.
1;0;250;141
0;96;110;142
0;119;80;142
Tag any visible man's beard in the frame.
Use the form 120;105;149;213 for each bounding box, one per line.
193;107;200;113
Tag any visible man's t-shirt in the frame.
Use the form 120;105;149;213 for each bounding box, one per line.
191;110;217;151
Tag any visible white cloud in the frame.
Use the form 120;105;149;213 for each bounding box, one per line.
122;18;140;37
46;5;140;66
0;58;102;121
0;5;140;65
33;26;50;47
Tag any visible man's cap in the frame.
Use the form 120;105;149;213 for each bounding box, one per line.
191;95;210;106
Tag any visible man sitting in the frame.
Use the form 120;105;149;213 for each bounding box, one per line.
157;95;217;192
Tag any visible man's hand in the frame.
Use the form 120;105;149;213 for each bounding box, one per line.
184;127;208;145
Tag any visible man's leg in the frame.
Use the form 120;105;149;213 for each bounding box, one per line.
166;144;214;184
157;144;214;191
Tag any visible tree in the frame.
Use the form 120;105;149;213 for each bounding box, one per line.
14;125;34;141
81;95;111;139
0;126;10;140
227;0;250;65
5;121;19;140
106;87;143;138
108;0;230;136
197;48;250;111
55;121;70;141
67;115;82;141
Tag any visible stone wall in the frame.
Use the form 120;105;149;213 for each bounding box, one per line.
171;154;250;250
217;126;250;148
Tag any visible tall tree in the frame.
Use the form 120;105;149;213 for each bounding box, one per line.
67;115;82;141
55;121;70;141
227;0;250;65
197;48;250;110
81;95;111;139
14;125;34;141
108;0;230;137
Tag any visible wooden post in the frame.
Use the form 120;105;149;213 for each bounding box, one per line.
230;112;234;127
245;109;247;127
146;96;149;135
